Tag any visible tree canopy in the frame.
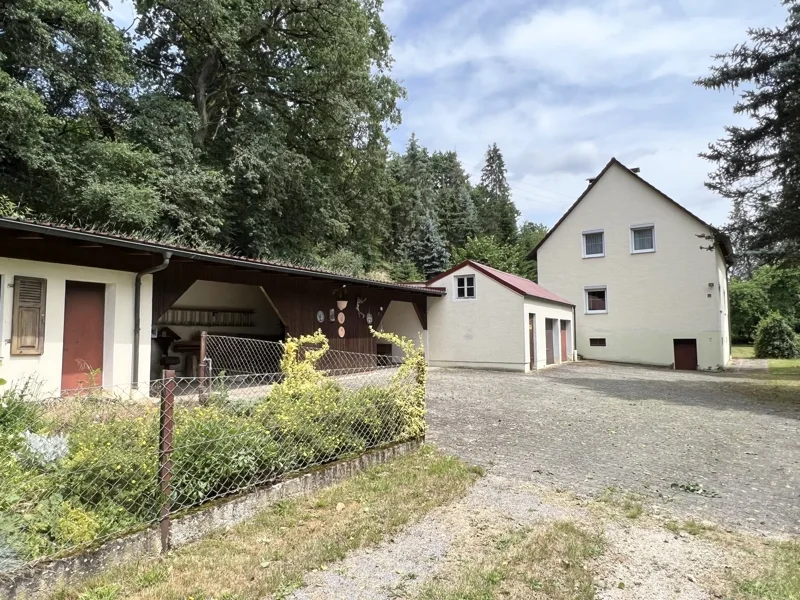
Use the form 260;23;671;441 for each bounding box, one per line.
696;0;800;265
0;0;546;281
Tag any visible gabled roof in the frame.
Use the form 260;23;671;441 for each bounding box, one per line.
0;217;445;296
526;158;735;266
426;260;574;306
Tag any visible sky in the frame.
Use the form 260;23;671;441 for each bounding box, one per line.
381;0;787;228
106;0;788;229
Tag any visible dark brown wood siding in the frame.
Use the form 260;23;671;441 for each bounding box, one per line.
152;262;428;355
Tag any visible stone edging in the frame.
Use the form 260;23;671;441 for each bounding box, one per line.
2;439;424;599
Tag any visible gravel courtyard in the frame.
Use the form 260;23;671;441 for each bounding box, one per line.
426;361;800;536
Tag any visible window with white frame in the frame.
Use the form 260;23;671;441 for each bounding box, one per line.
582;230;605;258
455;275;475;299
585;286;607;314
631;224;655;253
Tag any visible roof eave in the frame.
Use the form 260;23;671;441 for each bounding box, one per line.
0;218;445;296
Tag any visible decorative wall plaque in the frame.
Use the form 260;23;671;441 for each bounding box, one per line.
366;311;373;325
329;308;335;322
338;326;345;338
337;312;345;324
316;310;325;323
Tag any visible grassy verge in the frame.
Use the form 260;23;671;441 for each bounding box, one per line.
768;358;800;377
733;345;755;359
53;446;483;600
733;541;800;599
417;522;604;600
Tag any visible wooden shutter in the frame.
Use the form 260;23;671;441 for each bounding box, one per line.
11;276;47;356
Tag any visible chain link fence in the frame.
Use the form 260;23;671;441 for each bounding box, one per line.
0;332;424;578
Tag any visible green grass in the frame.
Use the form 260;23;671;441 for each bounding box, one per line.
52;446;483;600
733;541;800;599
733;345;756;359
597;487;644;520
418;522;604;600
664;519;716;537
768;358;800;377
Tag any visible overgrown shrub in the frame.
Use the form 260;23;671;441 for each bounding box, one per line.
0;329;428;566
60;411;160;518
172;405;284;508
754;312;800;359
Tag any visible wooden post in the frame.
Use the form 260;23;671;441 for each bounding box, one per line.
198;330;208;405
159;369;176;553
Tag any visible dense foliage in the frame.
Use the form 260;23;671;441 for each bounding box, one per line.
729;265;800;341
0;331;426;566
0;0;545;281
696;0;800;265
753;312;800;359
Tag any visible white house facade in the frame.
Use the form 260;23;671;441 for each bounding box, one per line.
531;158;733;371
426;260;575;371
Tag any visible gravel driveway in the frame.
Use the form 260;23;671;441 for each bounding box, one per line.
426;361;800;535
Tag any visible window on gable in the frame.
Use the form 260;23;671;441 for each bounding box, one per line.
455;275;475;299
583;230;604;257
585;286;607;314
631;225;655;253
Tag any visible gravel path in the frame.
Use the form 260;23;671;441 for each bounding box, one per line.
426;362;800;535
289;474;576;600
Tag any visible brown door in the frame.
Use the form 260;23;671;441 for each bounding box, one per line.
560;321;569;362
62;281;106;391
528;313;536;369
545;319;555;365
673;339;698;371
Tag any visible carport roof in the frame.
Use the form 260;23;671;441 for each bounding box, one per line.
426;260;574;306
0;217;445;296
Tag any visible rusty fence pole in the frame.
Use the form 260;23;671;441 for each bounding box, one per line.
198;330;209;405
159;369;176;553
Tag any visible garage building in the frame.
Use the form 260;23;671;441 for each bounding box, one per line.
425;260;575;371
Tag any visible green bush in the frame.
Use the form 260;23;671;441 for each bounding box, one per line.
0;330;427;565
754;312;800;359
172;405;283;508
61;411;160;519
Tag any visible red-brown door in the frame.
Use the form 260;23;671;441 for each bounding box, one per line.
673;339;698;371
528;314;536;369
62;281;105;391
545;319;555;365
560;321;569;362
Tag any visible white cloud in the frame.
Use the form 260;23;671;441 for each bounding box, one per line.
389;0;787;227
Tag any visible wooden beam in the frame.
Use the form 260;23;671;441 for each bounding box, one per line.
412;298;427;330
77;243;103;249
15;234;44;240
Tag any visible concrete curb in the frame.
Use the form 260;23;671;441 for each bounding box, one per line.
2;439;424;599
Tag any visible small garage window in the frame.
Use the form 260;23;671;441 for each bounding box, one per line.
455;275;475;299
589;338;607;347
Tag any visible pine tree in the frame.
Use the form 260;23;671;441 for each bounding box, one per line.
696;1;800;263
430;150;473;248
410;214;450;278
478;144;520;244
387;134;435;255
453;186;478;247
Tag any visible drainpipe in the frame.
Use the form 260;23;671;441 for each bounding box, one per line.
133;252;172;388
572;305;577;361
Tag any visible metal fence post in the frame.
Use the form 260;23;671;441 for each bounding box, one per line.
199;330;209;405
159;369;176;553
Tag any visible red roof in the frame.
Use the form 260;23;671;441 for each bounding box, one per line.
426;260;574;306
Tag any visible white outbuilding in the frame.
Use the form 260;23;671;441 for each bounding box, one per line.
425;260;575;371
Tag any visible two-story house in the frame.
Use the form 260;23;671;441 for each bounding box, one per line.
529;158;734;371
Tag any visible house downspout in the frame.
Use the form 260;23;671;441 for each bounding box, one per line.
572;305;577;361
133;252;172;388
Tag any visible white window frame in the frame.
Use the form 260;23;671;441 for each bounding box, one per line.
582;229;605;258
454;274;476;300
630;223;656;254
584;285;608;315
